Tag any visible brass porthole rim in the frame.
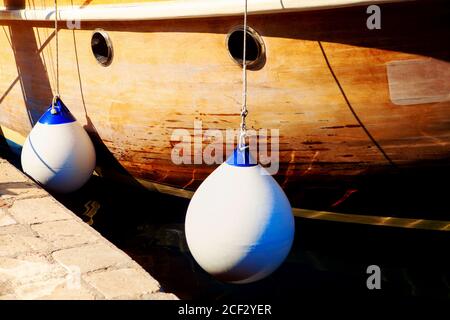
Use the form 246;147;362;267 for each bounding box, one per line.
226;25;266;70
91;28;114;67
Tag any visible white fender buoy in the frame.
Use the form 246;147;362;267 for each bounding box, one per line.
185;148;295;284
21;98;96;193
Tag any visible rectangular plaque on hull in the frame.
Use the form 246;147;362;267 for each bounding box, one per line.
387;58;450;105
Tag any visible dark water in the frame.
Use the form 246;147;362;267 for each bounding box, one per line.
54;176;450;301
1;145;449;301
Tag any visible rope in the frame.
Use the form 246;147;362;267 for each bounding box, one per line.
238;0;248;150
51;0;59;115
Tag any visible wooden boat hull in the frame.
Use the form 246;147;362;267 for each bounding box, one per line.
0;1;449;208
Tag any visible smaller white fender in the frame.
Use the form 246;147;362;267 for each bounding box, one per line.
21;98;96;193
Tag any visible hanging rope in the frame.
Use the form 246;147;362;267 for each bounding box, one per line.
238;0;248;150
51;0;59;114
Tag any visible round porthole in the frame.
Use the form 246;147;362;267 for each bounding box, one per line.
226;26;266;70
91;29;113;67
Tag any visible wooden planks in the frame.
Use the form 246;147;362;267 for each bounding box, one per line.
0;1;449;200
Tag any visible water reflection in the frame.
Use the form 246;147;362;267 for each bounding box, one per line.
49;175;449;300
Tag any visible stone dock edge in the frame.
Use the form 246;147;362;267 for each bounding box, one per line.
0;158;178;300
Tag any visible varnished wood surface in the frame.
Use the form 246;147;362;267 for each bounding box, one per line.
0;1;449;204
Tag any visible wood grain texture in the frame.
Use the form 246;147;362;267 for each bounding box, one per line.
0;1;449;204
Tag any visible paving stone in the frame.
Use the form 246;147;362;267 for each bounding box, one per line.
0;163;28;183
83;268;160;299
0;277;14;296
0;224;34;236
37;283;97;300
0;233;51;257
14;253;52;264
0;161;48;201
31;220;98;249
0;198;8;208
9;197;73;224
0;181;48;201
0;159;176;300
9;278;94;300
0;255;88;300
0;208;16;227
13;278;67;300
52;243;131;273
0;234;30;256
142;292;179;300
19;235;51;253
0;257;67;291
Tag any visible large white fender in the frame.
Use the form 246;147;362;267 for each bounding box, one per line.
21;98;96;193
185;148;295;284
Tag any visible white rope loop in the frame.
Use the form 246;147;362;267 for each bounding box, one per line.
238;0;248;151
51;95;59;115
51;0;59;115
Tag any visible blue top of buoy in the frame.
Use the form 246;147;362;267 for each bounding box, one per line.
38;97;77;125
226;147;257;167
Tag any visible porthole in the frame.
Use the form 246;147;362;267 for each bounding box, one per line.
91;29;113;67
226;26;266;70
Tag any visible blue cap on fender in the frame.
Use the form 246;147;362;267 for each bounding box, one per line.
38;97;77;125
226;147;257;167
